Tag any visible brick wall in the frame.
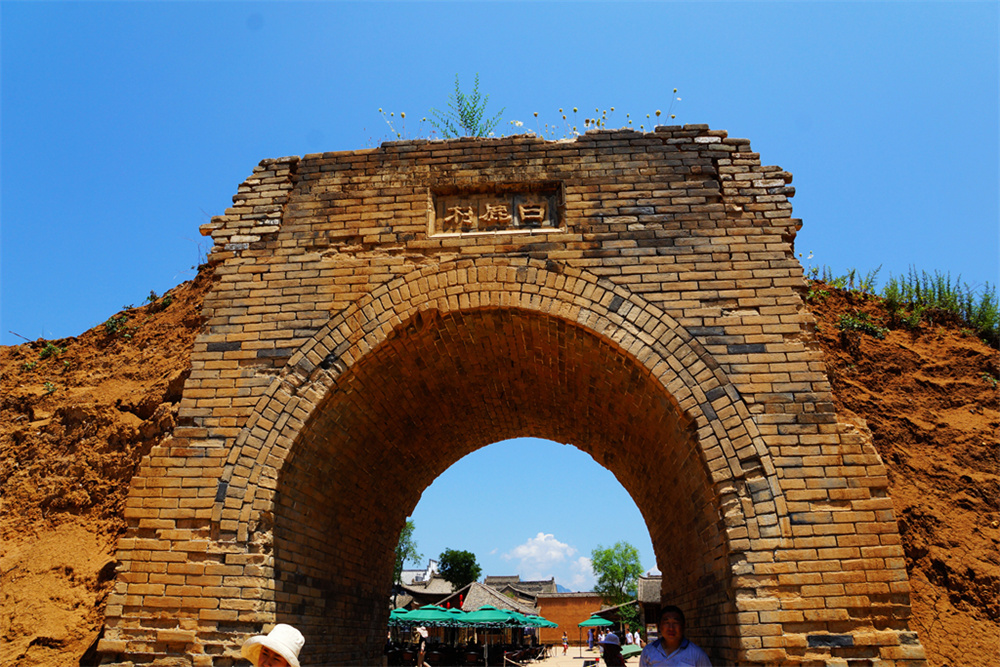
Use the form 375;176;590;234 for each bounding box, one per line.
99;127;925;666
536;593;604;645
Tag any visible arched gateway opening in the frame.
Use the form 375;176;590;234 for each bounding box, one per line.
100;128;925;666
273;300;739;664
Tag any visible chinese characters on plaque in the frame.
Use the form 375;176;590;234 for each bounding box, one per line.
433;186;560;235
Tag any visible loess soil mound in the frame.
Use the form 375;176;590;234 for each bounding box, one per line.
0;272;997;666
804;283;999;666
0;269;214;667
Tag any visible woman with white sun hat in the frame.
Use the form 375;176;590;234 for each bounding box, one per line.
240;624;305;667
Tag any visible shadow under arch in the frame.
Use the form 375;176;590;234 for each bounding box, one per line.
217;258;786;665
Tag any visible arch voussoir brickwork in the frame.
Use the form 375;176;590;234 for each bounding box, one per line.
100;128;924;667
195;258;787;663
218;258;778;544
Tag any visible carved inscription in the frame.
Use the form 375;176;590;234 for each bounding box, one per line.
443;206;475;230
432;183;561;235
481;203;513;226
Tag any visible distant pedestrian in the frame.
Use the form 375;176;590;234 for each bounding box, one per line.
562;631;569;655
588;628;594;650
416;627;428;667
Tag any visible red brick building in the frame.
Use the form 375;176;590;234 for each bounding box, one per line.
536;592;604;645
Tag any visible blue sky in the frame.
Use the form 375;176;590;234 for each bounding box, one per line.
2;2;997;591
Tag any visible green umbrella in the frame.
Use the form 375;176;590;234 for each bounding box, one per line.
463;606;517;666
525;614;557;628
463;605;517;625
404;604;457;626
578;615;614;627
622;644;642;659
446;608;469;625
389;608;412;624
577;615;614;659
505;610;532;626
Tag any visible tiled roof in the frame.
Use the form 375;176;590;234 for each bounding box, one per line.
637;575;661;604
439;581;538;615
511;579;557;594
483;576;556;595
401;575;455;596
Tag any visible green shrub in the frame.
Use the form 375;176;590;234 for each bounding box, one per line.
378;77;680;143
806;287;829;302
810;263;997;348
837;311;888;340
38;342;66;359
104;314;129;336
145;292;173;313
429;74;504;139
881;268;997;347
104;314;139;339
817;266;880;296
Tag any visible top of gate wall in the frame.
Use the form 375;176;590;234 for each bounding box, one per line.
195;126;817;417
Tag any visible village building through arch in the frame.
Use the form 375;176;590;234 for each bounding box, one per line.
98;127;925;666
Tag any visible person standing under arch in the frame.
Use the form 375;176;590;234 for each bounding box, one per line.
638;606;711;667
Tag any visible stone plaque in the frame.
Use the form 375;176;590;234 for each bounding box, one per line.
431;183;561;235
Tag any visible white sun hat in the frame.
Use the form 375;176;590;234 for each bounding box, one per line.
600;632;621;646
240;624;305;667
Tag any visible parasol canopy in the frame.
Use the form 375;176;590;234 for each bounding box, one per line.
504;610;532;626
462;605;518;626
446;608;470;625
622;644;643;658
578;615;614;627
401;604;457;625
525;614;558;628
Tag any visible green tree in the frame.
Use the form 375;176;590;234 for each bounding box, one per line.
394;519;423;589
429;74;504;138
438;548;482;590
590;541;643;606
618;600;641;633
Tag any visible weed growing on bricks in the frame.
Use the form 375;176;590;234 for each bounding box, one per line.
379;76;682;142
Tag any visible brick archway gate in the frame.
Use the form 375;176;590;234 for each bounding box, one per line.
250;259;776;665
99;128;924;666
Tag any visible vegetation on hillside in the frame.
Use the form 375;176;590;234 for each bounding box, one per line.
806;264;998;349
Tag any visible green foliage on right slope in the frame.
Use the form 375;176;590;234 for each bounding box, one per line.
807;264;998;348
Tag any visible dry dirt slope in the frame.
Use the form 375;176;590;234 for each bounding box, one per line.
0;270;214;667
0;271;997;667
